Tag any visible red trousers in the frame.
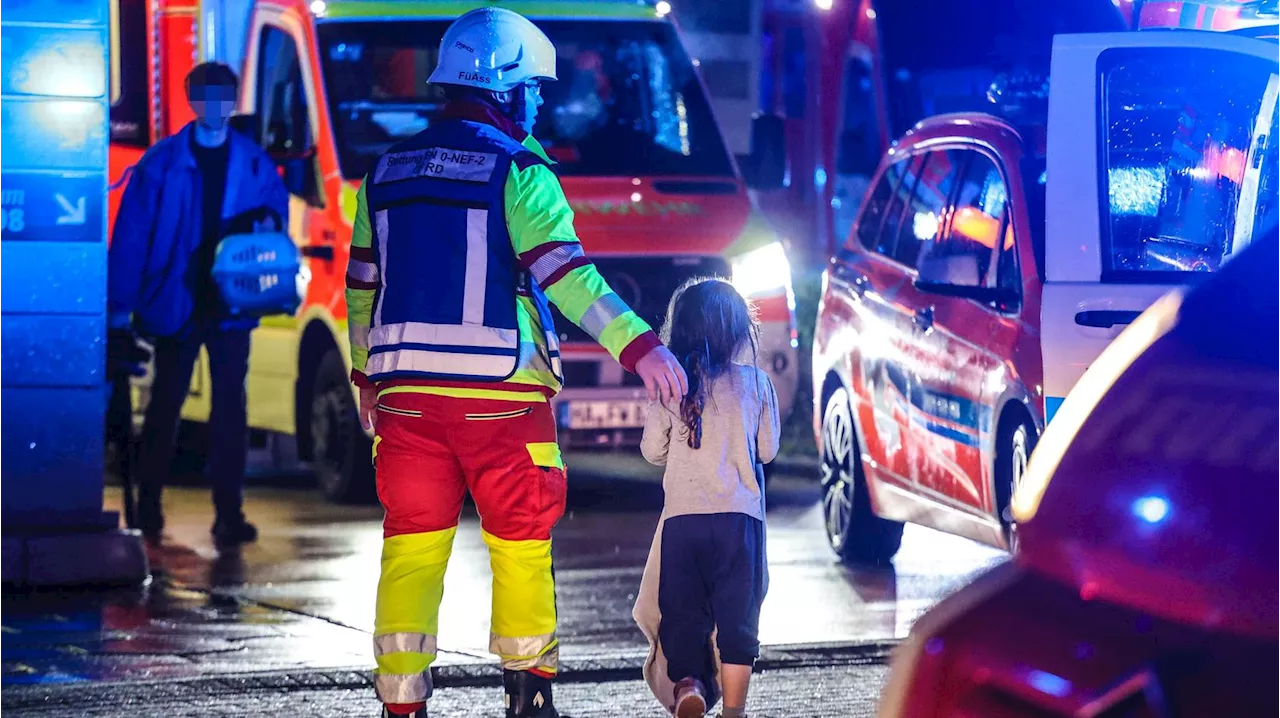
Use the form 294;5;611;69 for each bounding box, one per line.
373;390;567;540
371;389;567;698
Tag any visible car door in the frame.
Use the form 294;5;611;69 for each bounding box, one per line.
831;152;927;491
909;148;1023;516
1041;31;1279;420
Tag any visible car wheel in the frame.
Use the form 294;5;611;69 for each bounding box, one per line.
997;417;1036;552
310;350;374;504
820;387;904;565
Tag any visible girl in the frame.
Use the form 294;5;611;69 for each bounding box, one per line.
633;277;780;718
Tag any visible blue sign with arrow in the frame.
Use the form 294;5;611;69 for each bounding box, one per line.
0;171;104;242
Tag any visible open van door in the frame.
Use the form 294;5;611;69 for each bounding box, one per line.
1040;31;1278;421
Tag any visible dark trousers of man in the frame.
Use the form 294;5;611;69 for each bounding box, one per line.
136;321;251;524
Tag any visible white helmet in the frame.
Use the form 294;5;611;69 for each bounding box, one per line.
429;7;557;93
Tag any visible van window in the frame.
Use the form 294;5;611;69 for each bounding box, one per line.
854;161;897;252
1100;48;1277;280
256;26;313;157
318;20;733;180
894;150;959;268
918;150;1007;289
109;0;149;146
875;154;926;259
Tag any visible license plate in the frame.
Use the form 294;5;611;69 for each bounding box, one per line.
562;400;648;429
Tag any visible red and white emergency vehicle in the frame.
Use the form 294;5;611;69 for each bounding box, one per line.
879;221;1279;718
810;27;1277;561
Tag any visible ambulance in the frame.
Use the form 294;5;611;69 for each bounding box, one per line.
108;0;800;501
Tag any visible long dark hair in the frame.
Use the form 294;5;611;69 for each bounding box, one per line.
661;277;760;449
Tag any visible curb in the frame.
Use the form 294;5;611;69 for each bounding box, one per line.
1;641;897;710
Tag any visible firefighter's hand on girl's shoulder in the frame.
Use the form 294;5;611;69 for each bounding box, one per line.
358;385;378;431
635;345;688;404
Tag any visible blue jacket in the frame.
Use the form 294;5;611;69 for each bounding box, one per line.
108;123;288;337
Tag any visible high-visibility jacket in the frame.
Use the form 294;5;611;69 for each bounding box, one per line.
355;119;563;384
347;105;660;399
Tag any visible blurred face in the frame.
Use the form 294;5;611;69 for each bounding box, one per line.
188;83;237;131
517;80;544;133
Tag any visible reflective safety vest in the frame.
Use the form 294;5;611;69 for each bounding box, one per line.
362;121;563;383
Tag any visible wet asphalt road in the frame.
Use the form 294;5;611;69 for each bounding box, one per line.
105;458;1006;662
5;663;893;717
3;460;1005;716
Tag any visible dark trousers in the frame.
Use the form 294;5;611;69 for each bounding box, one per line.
137;322;251;520
658;512;767;692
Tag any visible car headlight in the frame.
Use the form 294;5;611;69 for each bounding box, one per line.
731;241;792;298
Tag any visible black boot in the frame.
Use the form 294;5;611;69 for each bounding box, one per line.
503;670;558;718
211;514;258;545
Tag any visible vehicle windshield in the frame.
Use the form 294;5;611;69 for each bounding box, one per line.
317;20;734;180
1099;48;1278;279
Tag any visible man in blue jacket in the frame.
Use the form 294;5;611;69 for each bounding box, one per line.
108;62;288;545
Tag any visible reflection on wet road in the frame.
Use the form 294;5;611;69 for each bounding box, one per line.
107;469;1004;658
3;468;1005;687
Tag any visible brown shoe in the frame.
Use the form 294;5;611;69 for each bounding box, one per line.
673;678;707;718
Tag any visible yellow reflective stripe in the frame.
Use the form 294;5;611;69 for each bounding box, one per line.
526;442;563;470
378;385;548;403
372;434;382;460
482;530;556;639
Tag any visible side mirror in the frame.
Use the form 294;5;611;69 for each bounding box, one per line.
745;112;786;191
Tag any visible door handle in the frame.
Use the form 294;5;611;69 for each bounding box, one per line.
301;245;335;260
913;306;934;331
1074;310;1141;328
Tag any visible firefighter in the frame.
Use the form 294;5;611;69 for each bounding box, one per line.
344;9;688;718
